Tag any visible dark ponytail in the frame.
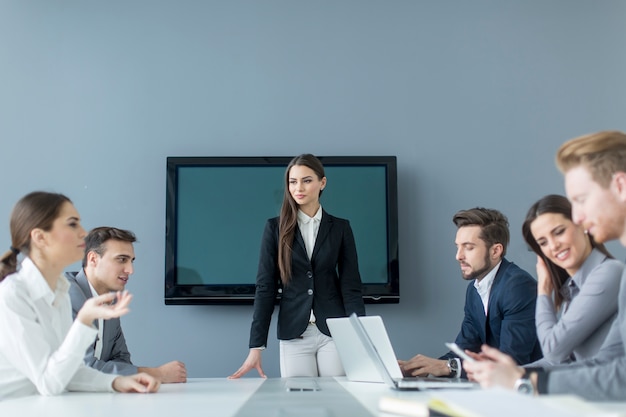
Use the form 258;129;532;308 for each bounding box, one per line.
0;249;19;282
0;192;71;282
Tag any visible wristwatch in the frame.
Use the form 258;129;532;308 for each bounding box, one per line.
514;378;535;395
447;358;458;377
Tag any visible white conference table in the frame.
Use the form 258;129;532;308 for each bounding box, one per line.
0;377;624;417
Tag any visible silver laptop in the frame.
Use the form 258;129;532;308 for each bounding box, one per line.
327;315;404;383
343;314;477;390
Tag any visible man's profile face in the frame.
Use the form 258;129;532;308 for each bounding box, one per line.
89;239;135;294
565;165;625;245
455;225;494;282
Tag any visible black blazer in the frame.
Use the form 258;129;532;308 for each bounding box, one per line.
249;210;366;348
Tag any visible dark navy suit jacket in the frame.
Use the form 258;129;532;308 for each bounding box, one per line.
440;258;542;368
249;210;366;348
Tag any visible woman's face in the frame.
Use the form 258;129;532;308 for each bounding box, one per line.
530;212;591;276
288;164;326;212
41;202;87;267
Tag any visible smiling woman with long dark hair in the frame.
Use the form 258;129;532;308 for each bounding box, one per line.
522;194;624;364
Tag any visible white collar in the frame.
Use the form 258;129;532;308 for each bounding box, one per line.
20;257;69;305
474;260;501;291
297;206;322;224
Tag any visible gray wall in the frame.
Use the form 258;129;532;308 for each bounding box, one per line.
1;1;625;378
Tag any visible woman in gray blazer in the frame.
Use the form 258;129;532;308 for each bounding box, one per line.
522;194;624;364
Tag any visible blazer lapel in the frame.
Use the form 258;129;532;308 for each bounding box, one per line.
294;225;308;257
312;211;332;260
470;288;487;341
75;270;99;330
487;258;509;312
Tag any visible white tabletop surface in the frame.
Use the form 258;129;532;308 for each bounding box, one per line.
0;377;624;417
0;378;264;417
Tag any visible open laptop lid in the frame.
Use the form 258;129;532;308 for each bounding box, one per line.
327;315;403;383
347;313;477;391
346;313;406;388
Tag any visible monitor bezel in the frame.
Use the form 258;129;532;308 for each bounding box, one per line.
165;155;399;305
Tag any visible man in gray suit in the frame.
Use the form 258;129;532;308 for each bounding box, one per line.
68;227;187;383
465;130;626;401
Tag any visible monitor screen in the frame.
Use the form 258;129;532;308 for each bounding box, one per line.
165;156;399;304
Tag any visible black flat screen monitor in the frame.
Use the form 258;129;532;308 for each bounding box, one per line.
165;156;399;305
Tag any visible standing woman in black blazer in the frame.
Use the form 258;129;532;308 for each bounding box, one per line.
229;154;366;378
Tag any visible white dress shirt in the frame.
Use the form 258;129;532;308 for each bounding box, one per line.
0;257;117;399
297;206;322;323
297;206;322;260
473;261;501;315
87;280;104;360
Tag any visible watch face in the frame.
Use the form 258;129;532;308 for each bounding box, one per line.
448;359;458;372
516;379;534;395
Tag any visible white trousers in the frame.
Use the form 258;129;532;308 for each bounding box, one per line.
279;323;345;377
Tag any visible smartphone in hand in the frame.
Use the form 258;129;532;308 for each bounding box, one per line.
445;342;476;363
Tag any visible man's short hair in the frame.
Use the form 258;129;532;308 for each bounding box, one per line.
556;130;626;188
82;227;137;267
453;208;510;256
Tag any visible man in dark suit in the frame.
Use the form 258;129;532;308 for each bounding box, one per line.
67;227;187;383
399;208;542;378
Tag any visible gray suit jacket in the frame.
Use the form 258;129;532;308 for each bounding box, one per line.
540;267;626;400
535;249;624;363
66;270;137;375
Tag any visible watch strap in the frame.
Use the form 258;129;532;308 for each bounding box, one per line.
447;358;460;378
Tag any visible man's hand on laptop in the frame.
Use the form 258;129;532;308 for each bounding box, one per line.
398;354;450;377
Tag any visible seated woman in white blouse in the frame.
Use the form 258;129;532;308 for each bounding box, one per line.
0;191;160;399
522;194;624;364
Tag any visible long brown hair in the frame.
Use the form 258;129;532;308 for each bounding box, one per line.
0;191;72;281
522;194;612;306
278;154;325;285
